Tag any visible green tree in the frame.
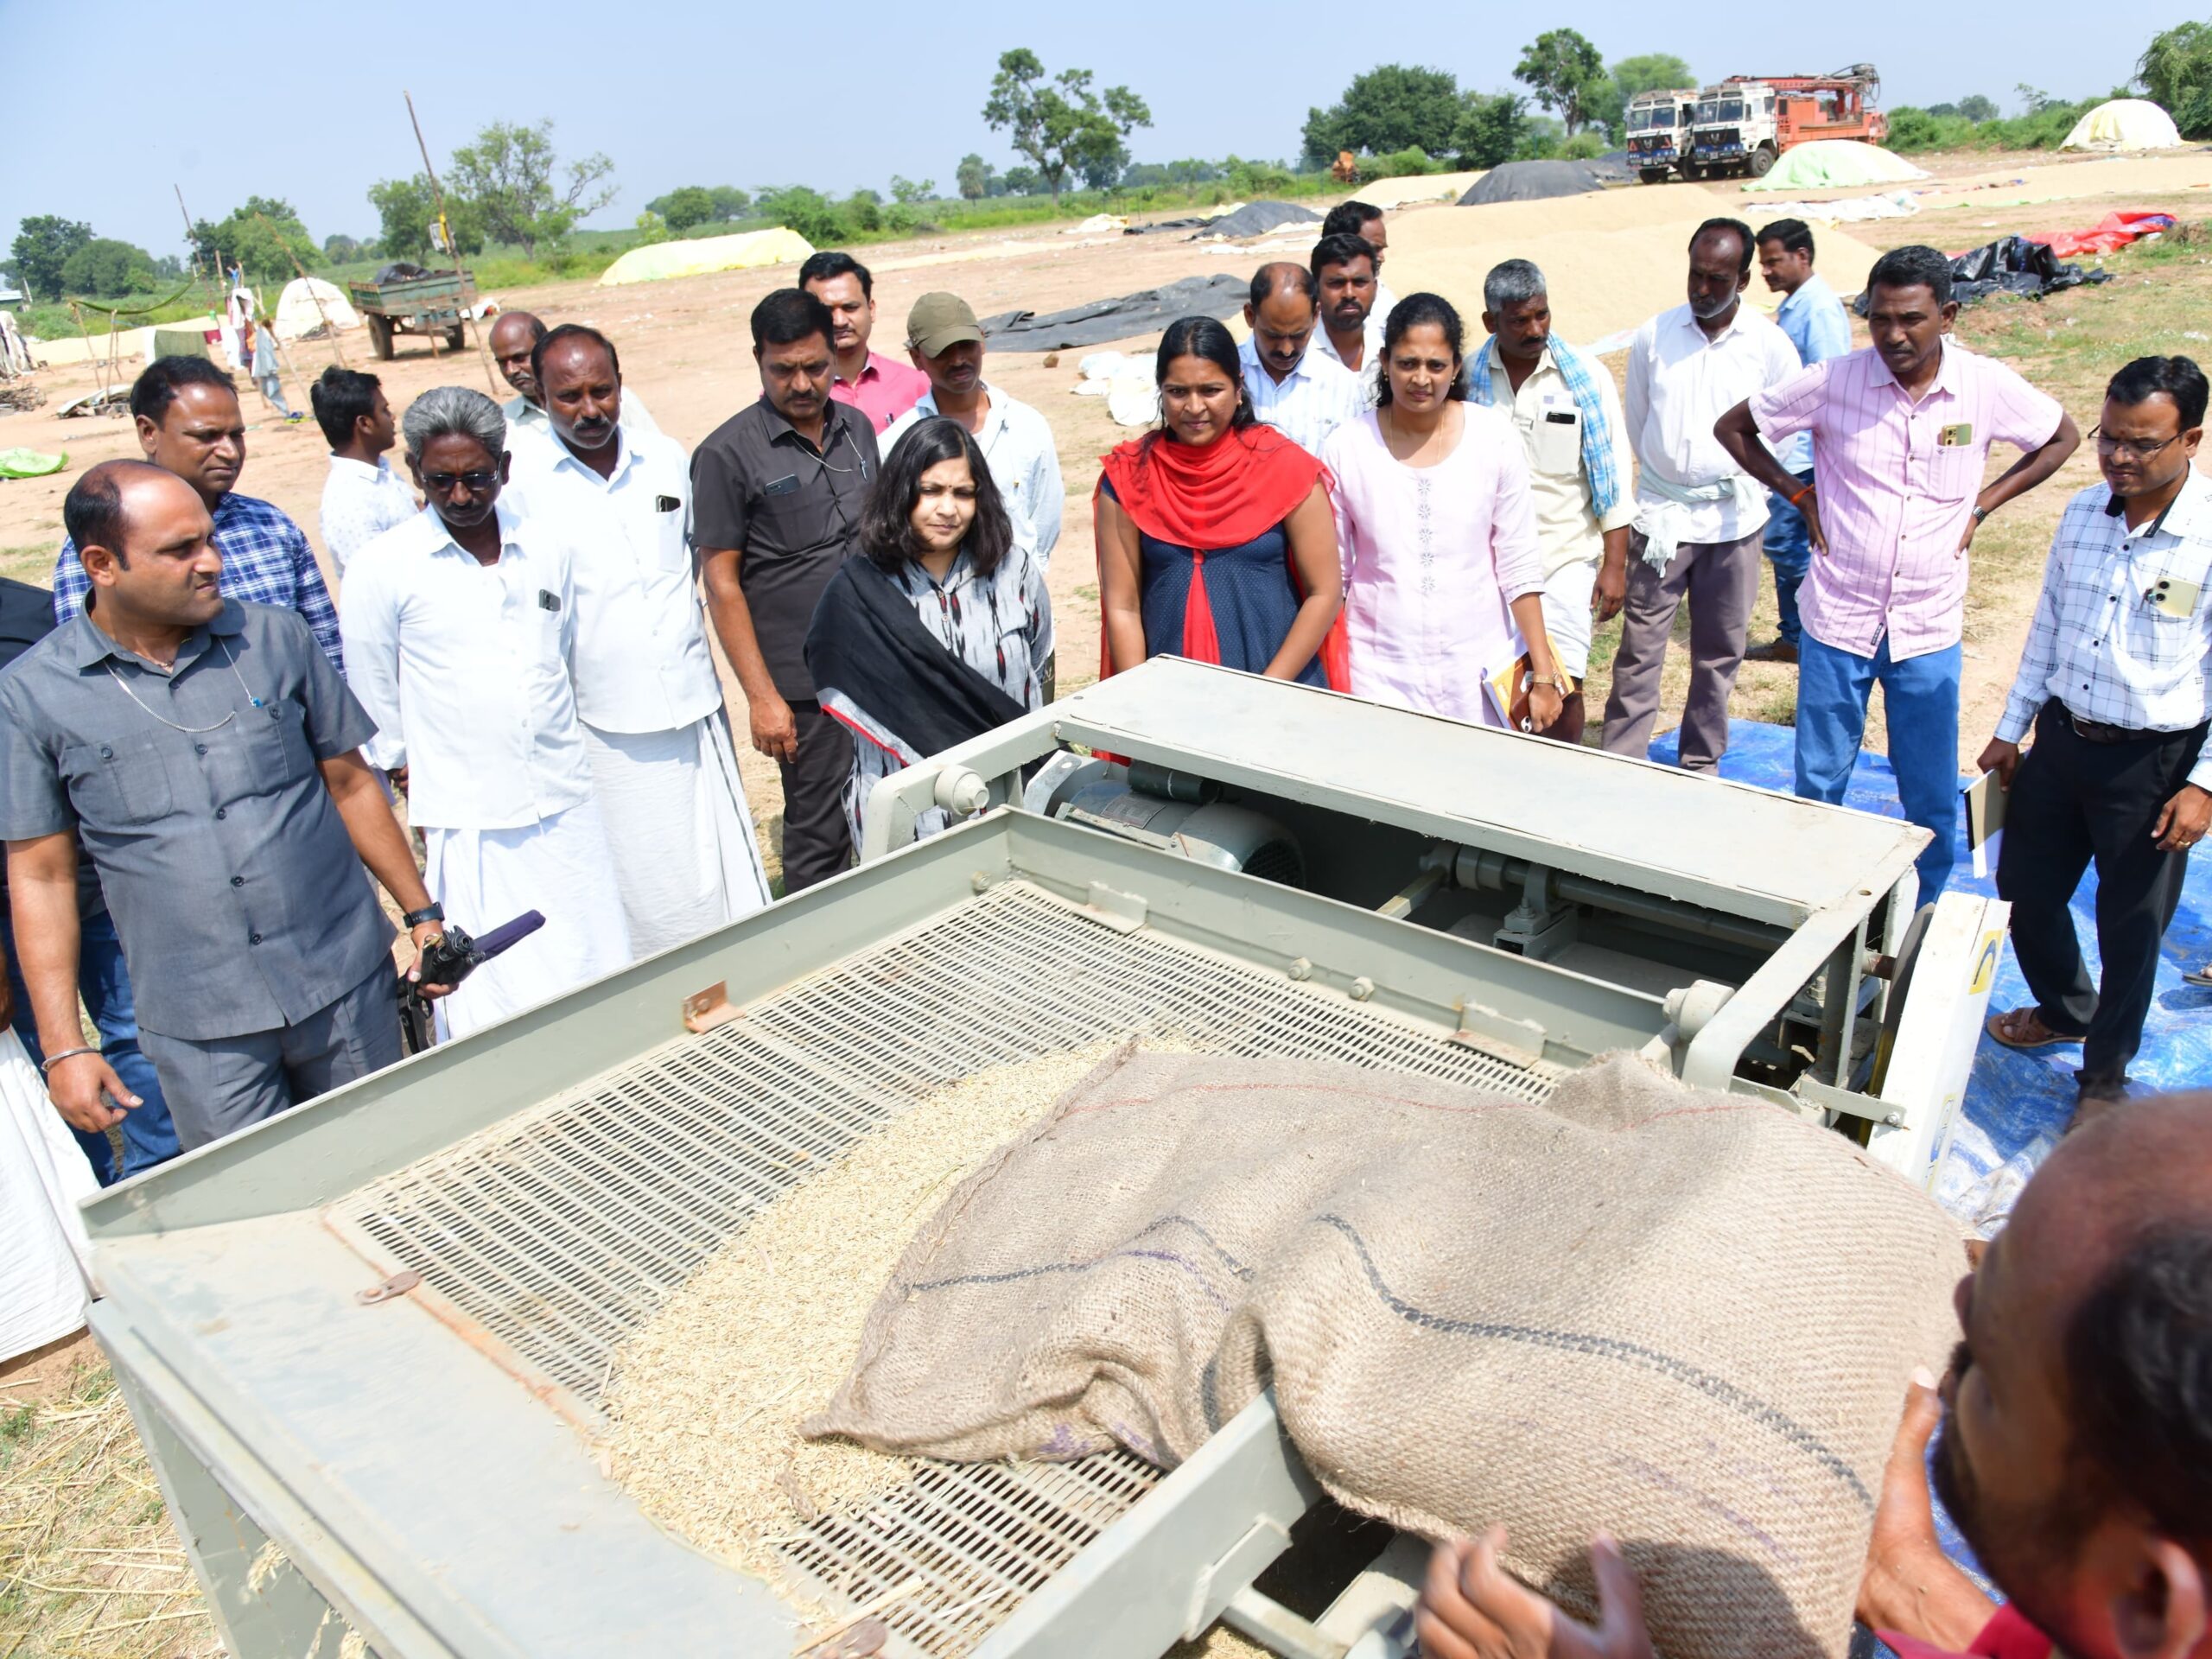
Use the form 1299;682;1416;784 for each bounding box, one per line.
755;186;845;244
191;197;319;282
1001;165;1043;195
60;237;157;296
651;186;719;231
1516;29;1609;136
1610;53;1695;102
1300;65;1465;167
1957;94;1999;122
367;175;484;263
2015;83;2062;115
2139;20;2212;135
447;119;616;259
322;232;367;263
707;186;752;220
1455;92;1529;168
982;48;1153;206
633;210;670;245
889;175;935;204
957;154;993;199
10;216;92;302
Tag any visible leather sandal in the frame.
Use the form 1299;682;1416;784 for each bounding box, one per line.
1985;1006;2086;1050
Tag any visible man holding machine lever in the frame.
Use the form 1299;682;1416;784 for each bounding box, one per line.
0;460;454;1152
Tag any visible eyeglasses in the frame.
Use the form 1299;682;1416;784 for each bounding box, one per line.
2089;426;2184;461
421;470;500;492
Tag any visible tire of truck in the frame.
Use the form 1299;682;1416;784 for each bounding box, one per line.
1639;168;1671;185
1749;144;1777;178
1680;162;1703;181
445;325;465;351
366;314;394;361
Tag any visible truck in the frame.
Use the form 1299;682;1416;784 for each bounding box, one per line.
345;264;477;360
1684;64;1888;181
1625;86;1700;183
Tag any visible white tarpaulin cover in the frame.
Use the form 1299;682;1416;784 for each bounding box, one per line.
0;1028;95;1362
598;227;816;287
2062;99;2184;152
274;276;360;340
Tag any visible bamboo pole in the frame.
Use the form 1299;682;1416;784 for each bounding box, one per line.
254;210;348;368
404;90;502;396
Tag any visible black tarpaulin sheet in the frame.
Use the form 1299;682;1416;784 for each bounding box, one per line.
1847;236;2111;313
977;273;1249;351
1457;159;1628;205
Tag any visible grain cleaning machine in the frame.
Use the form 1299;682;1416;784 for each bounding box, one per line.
86;660;2006;1659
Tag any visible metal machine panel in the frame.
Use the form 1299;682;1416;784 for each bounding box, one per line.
1036;658;1927;926
1867;890;2013;1185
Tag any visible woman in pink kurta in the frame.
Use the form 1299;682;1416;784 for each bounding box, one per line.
1322;292;1564;730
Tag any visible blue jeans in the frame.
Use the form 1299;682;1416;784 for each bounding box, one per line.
1762;468;1815;646
1795;633;1961;899
6;902;180;1184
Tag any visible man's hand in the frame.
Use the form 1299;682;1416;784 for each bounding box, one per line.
1956;504;1985;555
1801;494;1829;558
1975;737;2021;790
1526;684;1564;734
1592;559;1627;624
1416;1527;1654;1659
748;694;799;763
46;1050;139;1135
2152;782;2212;853
407;921;457;999
1855;1370;1994;1649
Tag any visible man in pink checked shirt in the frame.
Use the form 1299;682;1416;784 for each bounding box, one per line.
1715;245;2079;899
799;251;930;435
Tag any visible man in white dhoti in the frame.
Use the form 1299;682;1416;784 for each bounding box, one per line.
507;324;772;952
340;387;632;1039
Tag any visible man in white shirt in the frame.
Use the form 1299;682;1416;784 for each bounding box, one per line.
1599;219;1803;772
488;310;663;455
1309;232;1386;403
881;292;1064;566
310;366;416;579
1978;356;2212;1113
1239;263;1364;458
341;386;632;1038
1468;260;1638;747
507;324;771;954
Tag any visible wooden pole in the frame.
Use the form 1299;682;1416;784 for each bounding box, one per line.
404;89;502;397
254;210;350;369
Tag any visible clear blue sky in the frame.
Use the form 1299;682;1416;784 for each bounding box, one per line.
14;0;2198;256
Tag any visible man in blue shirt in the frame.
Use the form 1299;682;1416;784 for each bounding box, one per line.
1745;219;1853;665
51;356;343;671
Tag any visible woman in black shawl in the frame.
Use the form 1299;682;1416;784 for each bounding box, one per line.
805;416;1055;849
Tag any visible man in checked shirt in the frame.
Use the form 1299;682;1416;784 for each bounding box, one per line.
1977;356;2211;1116
53;357;343;671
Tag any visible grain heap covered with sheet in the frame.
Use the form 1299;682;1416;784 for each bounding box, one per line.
603;1038;1170;1575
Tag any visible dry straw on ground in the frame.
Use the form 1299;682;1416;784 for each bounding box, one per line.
607;1039;1163;1578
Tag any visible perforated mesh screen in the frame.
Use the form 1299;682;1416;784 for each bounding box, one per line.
328;880;1559;1654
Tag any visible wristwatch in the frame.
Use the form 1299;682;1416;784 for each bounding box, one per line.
1971;505;1993;524
403;903;446;927
1527;673;1569;693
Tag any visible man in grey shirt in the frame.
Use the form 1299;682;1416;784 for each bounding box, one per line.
0;461;454;1151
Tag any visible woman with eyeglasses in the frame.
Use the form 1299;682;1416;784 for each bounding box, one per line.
1321;292;1563;732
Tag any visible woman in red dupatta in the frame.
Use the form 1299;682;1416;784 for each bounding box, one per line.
1093;315;1348;689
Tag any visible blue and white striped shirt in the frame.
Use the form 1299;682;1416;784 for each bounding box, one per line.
1997;471;2212;791
54;490;343;674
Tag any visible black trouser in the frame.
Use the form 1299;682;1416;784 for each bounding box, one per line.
779;698;855;893
1995;702;2206;1086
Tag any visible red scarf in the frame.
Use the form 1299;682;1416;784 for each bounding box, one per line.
1094;425;1348;690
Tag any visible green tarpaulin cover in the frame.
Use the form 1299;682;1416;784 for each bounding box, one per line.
0;449;67;479
1742;141;1929;194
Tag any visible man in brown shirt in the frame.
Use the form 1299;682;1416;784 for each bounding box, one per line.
691;289;881;892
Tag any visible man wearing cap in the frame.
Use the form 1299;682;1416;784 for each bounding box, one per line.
881;293;1065;567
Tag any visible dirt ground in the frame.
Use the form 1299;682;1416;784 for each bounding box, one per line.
1;143;2207;887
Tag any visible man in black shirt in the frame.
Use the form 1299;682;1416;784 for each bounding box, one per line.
693;289;881;891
